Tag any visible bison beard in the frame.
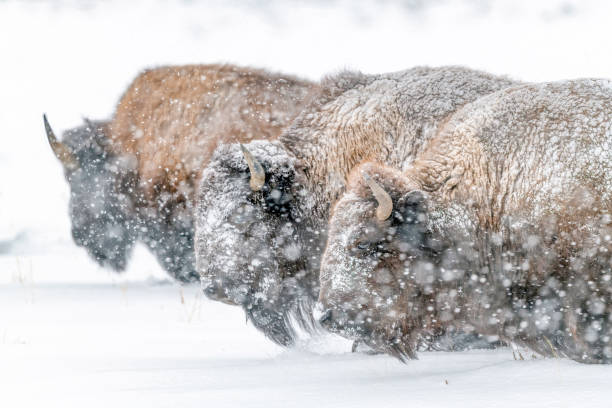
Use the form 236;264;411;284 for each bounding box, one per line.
245;294;318;347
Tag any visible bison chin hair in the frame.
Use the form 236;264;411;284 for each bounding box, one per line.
245;294;320;347
354;318;420;363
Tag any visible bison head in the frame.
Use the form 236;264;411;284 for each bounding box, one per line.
318;162;475;361
44;115;138;271
196;141;319;346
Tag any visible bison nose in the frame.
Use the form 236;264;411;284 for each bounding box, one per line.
203;282;226;301
203;283;218;298
202;281;240;306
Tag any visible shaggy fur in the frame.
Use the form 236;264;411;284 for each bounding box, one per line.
196;66;519;344
49;64;314;281
319;79;612;363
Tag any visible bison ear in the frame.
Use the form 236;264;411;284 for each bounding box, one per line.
396;190;428;225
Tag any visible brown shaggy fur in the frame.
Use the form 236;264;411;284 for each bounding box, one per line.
109;64;315;206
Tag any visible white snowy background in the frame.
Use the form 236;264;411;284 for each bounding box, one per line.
2;0;612;406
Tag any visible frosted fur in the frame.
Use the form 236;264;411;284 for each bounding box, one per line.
280;66;518;209
319;79;612;363
196;141;318;345
196;66;519;344
401;80;612;220
52;64;313;281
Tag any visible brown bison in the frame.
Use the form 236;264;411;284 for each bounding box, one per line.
196;66;519;345
318;79;612;363
45;64;314;281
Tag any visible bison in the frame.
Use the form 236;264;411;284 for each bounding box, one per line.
318;79;612;363
45;64;314;281
196;66;519;345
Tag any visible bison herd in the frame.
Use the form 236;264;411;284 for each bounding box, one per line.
45;64;612;364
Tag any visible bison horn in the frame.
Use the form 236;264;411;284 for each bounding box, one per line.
363;172;393;221
43;114;79;171
240;144;265;191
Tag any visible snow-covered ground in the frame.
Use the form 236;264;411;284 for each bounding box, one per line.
2;0;612;406
3;283;611;408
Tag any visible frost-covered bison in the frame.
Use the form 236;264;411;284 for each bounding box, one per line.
45;64;313;281
196;66;518;345
318;79;612;363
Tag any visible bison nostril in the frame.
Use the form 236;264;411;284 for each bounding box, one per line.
204;284;219;298
94;250;108;261
318;309;333;326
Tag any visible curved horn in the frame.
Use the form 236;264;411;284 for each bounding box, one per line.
43;114;79;170
363;172;393;221
240;144;265;191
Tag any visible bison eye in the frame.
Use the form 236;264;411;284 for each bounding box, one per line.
350;241;372;255
357;242;370;250
352;240;387;256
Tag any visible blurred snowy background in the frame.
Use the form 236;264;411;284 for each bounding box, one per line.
2;1;612;407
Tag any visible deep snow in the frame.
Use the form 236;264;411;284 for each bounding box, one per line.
2;0;612;406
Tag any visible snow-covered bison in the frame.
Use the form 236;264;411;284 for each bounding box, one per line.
45;64;313;281
196;66;518;345
318;79;612;363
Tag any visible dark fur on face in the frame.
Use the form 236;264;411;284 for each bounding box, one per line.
61;120;138;271
196;141;321;346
